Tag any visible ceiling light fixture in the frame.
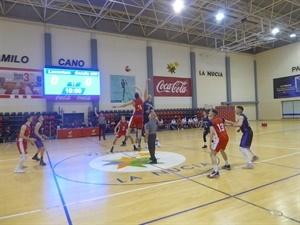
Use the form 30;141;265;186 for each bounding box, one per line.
271;27;280;35
216;12;225;21
290;33;296;38
172;0;184;14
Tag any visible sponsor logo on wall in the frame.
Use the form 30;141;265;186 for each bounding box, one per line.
153;76;192;97
46;95;99;101
273;74;300;99
0;67;43;98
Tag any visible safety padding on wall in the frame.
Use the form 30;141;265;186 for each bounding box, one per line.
215;106;235;122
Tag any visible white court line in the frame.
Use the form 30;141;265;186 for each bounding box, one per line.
0;151;299;220
0;158;18;162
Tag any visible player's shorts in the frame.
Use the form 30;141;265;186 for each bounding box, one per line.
129;115;143;129
16;141;28;154
203;129;210;136
143;114;149;124
211;135;229;152
116;132;126;138
240;129;253;148
35;138;44;149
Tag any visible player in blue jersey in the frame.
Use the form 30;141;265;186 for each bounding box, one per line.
136;79;161;148
32;114;49;166
200;110;210;148
227;106;259;169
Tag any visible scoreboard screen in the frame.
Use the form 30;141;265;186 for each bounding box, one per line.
43;68;100;96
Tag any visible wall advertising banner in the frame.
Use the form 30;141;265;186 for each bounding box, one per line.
273;74;300;99
110;75;136;103
0;67;43;98
153;76;192;97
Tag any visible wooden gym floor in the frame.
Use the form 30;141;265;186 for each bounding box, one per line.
0;120;299;225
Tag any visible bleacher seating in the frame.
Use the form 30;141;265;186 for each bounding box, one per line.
0;106;235;141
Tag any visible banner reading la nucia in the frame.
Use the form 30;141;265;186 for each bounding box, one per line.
273;74;300;99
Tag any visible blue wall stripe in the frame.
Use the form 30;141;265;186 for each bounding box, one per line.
91;38;98;69
190;51;197;108
225;56;232;103
147;45;154;105
254;60;259;120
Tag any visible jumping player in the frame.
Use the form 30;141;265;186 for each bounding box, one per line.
140;79;161;148
112;90;143;150
110;116;135;153
32;114;49;166
15;115;36;173
227;106;259;169
207;109;231;178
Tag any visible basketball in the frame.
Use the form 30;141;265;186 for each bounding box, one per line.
125;66;131;72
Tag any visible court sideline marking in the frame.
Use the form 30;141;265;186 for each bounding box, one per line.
0;151;299;221
46;151;73;225
140;173;300;225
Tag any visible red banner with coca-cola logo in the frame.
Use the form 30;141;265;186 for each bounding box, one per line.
153;76;192;97
45;95;99;101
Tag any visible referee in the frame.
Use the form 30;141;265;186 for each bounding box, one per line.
94;108;106;141
145;111;159;164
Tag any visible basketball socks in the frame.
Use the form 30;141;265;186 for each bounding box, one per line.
225;160;229;165
32;153;40;161
155;137;161;148
15;154;28;173
239;147;252;164
40;157;46;166
247;148;256;157
213;164;218;172
110;145;114;153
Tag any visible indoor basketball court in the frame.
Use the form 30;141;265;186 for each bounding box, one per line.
1;0;300;224
1;120;299;224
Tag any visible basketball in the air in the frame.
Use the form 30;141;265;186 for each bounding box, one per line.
125;66;131;72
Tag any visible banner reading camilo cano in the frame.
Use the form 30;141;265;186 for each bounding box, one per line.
154;76;192;97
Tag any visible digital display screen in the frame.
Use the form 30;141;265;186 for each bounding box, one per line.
43;68;100;96
273;74;300;98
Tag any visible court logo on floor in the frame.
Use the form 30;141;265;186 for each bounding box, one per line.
89;151;186;172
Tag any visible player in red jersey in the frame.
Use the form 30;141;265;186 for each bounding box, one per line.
110;116;135;153
207;109;231;178
15;115;36;173
113;91;143;150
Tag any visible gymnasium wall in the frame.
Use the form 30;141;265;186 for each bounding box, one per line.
0;19;46;112
1;18;260;120
50;27;92;116
152;42;192;109
97;35;148;110
195;50;227;108
230;53;256;120
255;41;300;120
